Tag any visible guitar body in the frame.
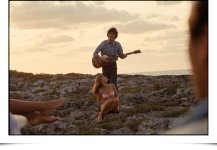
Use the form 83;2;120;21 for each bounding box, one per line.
92;55;110;68
92;50;141;69
92;57;102;68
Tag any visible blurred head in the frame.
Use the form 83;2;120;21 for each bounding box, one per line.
188;1;208;99
107;27;118;42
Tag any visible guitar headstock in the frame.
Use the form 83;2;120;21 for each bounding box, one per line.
133;50;141;54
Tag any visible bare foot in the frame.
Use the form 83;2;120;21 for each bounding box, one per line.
41;97;65;114
41;115;60;123
27;113;60;125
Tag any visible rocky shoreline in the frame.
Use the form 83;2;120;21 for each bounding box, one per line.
9;70;197;135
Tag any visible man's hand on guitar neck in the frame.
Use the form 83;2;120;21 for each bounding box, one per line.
119;53;127;59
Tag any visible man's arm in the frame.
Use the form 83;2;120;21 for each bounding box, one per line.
93;41;109;62
117;42;127;59
93;43;102;58
119;54;127;59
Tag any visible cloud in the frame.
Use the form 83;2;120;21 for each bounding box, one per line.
76;46;95;53
95;1;104;6
161;15;180;22
55;46;95;56
146;13;180;22
140;48;173;57
146;13;161;19
10;1;139;30
156;1;182;6
114;21;176;34
78;30;86;38
22;46;52;53
144;30;189;42
143;30;189;55
42;35;74;44
170;16;179;22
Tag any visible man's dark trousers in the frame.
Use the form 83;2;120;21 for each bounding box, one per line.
102;62;118;90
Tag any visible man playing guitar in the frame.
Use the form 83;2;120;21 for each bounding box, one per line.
93;27;127;90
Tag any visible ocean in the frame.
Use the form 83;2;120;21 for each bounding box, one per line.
129;69;192;76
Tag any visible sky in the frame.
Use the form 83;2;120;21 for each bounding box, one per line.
10;1;193;75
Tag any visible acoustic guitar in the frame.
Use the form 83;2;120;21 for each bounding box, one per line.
92;50;141;68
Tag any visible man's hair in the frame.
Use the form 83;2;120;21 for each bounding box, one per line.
107;27;118;39
190;1;208;39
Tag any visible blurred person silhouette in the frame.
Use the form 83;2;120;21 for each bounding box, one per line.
10;113;28;134
167;1;208;134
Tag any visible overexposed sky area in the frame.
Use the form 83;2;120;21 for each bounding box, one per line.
10;1;193;75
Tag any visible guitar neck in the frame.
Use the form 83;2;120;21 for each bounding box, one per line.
113;50;140;59
125;50;141;56
125;52;135;56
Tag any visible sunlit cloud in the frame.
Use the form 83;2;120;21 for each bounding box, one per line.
23;46;52;53
142;30;189;56
146;13;161;19
115;20;176;34
94;1;104;6
145;13;180;23
54;46;95;57
156;1;182;6
170;16;180;22
42;35;74;44
10;1;139;30
74;46;96;54
144;30;188;41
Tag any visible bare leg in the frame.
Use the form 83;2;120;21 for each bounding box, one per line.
40;97;65;114
10;97;65;114
96;112;100;117
98;99;114;122
111;98;119;113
